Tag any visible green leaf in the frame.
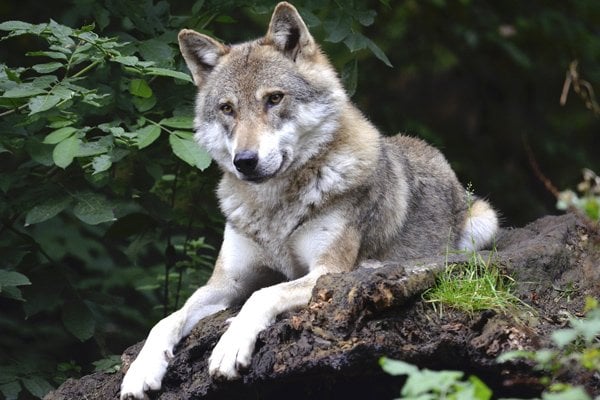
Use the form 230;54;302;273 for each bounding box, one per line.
138;38;175;65
298;9;320;27
91;154;112;174
109;148;129;163
47;114;76;128
323;14;352;43
468;375;492;400
406;369;463;395
215;15;236;23
551;328;579;348
135;125;161;149
497;350;535;363
533;349;556;365
72;191;115;225
31;75;58;88
62;300;96;342
367;38;393;67
0;173;15;193
52;136;81;169
22;268;65;317
95;8;110;30
0;270;31;287
43;127;77;144
26;50;68;60
32;62;63;74
0;21;33;31
25;195;71;225
92;355;121;373
169;132;211;170
496;39;532;69
355;10;376;27
4;67;21;83
0;22;46;39
129;79;153;98
542;386;592;400
26;140;54;166
144;67;194;83
172;130;194;139
379;357;418;376
112;55;141;67
21;377;53;398
1;84;46;98
62;299;95;341
136;283;160;291
583;197;600;221
76;31;98;42
344;32;368;52
0;380;21;400
341;59;358;97
28;94;63;115
1;286;25;301
192;0;205;14
132;95;156;112
572;317;600;342
159;116;194;129
77;139;111;157
48;19;73;39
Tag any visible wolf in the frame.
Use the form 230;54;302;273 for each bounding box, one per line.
120;2;498;398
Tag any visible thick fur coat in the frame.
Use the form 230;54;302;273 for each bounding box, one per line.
120;3;498;398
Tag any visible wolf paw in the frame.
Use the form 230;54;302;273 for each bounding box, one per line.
120;350;171;400
208;322;257;380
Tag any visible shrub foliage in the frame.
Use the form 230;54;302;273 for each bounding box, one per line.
0;1;387;398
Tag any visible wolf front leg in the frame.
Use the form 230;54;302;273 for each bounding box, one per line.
209;223;360;379
119;286;228;400
208;269;325;379
120;225;269;400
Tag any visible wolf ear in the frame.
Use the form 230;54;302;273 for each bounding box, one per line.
265;2;316;61
178;29;228;87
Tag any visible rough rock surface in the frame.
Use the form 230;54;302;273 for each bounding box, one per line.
45;213;600;399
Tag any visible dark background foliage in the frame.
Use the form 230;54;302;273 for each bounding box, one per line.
0;0;598;398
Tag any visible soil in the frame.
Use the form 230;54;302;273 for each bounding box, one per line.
45;213;600;400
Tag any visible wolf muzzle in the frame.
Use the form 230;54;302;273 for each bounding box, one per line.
233;150;259;176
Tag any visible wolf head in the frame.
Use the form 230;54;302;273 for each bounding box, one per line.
178;2;347;183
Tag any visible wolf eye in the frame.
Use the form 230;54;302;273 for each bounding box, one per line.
220;103;234;115
266;93;284;107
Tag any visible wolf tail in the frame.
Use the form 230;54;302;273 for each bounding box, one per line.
458;198;499;251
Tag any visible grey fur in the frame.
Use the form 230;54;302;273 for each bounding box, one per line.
120;3;498;398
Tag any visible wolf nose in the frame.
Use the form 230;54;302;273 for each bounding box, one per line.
233;151;259;175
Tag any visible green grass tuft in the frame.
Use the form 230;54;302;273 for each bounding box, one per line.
423;251;526;316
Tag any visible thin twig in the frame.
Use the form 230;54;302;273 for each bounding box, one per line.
175;218;194;310
560;60;600;116
523;137;560;198
0;104;28;117
7;224;57;265
163;163;181;316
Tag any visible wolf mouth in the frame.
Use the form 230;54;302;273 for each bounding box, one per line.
239;152;289;183
242;175;270;183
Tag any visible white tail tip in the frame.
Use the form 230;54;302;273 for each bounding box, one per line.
458;199;499;251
